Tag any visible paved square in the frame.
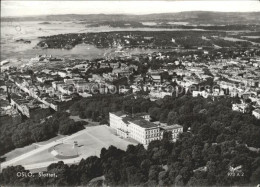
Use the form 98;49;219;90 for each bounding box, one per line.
1;125;138;171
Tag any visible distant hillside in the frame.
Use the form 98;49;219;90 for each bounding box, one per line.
2;11;260;25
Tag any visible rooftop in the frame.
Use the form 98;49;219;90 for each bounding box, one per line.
253;108;260;114
130;118;158;129
110;111;127;117
161;124;183;130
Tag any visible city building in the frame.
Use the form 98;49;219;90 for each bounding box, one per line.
109;111;183;144
109;112;161;145
149;90;172;99
10;93;42;118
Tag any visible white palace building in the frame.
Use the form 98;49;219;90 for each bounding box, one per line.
109;111;183;145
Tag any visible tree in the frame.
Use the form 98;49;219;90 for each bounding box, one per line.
250;167;260;185
141;159;152;174
1;166;29;185
198;124;218;143
148;165;162;184
180;166;193;184
175;175;184;186
148;107;161;121
100;119;108;125
46;161;71;185
79;156;103;185
58;120;85;135
167;111;178;125
158;171;172;185
105;167;121;185
159;109;169;123
188;176;208;186
126;166;146;185
192;145;203;164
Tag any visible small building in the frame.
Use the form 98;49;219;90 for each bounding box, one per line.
252;109;260;119
161;124;183;142
192;90;210;98
149;91;172;99
150;74;161;83
232;103;249;113
112;68;132;77
57;70;68;78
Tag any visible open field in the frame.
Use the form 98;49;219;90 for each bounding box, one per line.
1;125;138;171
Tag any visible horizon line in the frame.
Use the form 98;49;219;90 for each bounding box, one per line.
3;10;260;18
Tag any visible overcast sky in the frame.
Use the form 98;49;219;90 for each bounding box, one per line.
1;1;260;17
